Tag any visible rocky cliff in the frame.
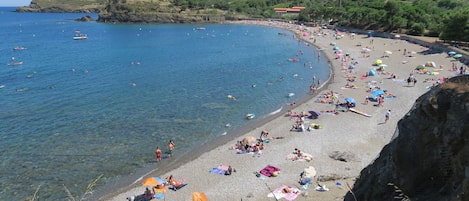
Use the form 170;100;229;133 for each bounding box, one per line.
97;0;225;24
345;75;469;201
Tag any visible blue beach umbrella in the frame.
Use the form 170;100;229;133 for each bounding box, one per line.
333;46;340;51
371;90;385;97
344;97;356;104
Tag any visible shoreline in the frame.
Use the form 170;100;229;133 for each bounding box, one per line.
102;20;464;201
94;22;334;201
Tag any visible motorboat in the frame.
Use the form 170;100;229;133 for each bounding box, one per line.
246;113;255;120
13;46;27;51
73;31;87;40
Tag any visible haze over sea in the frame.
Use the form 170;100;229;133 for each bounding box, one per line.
0;7;330;200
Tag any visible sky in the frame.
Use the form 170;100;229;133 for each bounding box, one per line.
0;0;31;7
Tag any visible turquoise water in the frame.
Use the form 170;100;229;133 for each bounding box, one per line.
0;7;330;200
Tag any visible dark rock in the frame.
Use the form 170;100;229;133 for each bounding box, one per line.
75;15;94;22
329;151;358;162
344;75;469;201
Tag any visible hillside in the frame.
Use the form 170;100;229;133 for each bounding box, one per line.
16;0;106;13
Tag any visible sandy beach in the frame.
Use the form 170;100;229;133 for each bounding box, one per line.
104;21;464;201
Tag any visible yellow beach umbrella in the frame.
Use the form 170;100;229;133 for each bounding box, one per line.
375;59;382;65
192;192;208;201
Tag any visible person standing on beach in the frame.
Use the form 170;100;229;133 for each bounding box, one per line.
168;140;175;158
385;110;391;123
155;146;162;161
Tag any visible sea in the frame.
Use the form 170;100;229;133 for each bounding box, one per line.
0;7;330;200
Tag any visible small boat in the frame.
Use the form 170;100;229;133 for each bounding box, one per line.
8;61;24;66
0;85;6;89
194;27;206;30
288;93;295;97
73;31;87;40
246;113;255;120
13;46;27;51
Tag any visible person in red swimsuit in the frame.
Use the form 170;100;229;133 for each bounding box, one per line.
155;146;162;161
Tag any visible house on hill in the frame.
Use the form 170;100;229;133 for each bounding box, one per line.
274;6;305;17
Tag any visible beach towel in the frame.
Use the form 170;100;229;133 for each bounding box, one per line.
209;165;229;175
267;185;301;201
169;183;187;191
260;165;281;177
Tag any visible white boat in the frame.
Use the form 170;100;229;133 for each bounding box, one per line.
194;27;206;30
73;31;87;40
246;113;255;120
13;46;27;51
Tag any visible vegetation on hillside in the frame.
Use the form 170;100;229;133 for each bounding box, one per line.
22;0;469;45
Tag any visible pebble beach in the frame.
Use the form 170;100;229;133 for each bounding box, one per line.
104;20;465;201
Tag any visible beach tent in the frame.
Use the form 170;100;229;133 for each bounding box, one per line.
192;192;208;201
368;69;376;76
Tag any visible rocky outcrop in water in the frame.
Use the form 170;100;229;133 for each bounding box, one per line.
345;75;469;201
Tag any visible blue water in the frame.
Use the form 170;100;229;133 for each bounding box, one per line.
0;7;330;200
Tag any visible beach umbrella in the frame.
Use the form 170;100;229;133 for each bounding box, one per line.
142;177;165;186
453;54;463;59
333;46;340;50
308;110;321;118
371;90;385;97
384;50;393;55
378;64;387;71
375;59;382;65
344;97;356;104
448;51;456;55
242;136;257;145
348;64;355;69
192;192;208;201
330;42;336;46
416;65;427;70
425;61;436;67
368;69;376;76
394;34;400;38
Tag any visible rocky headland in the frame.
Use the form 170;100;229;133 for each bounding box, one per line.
16;0;104;13
345;75;469;201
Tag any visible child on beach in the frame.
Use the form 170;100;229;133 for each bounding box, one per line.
155;147;162;161
385;110;391;123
